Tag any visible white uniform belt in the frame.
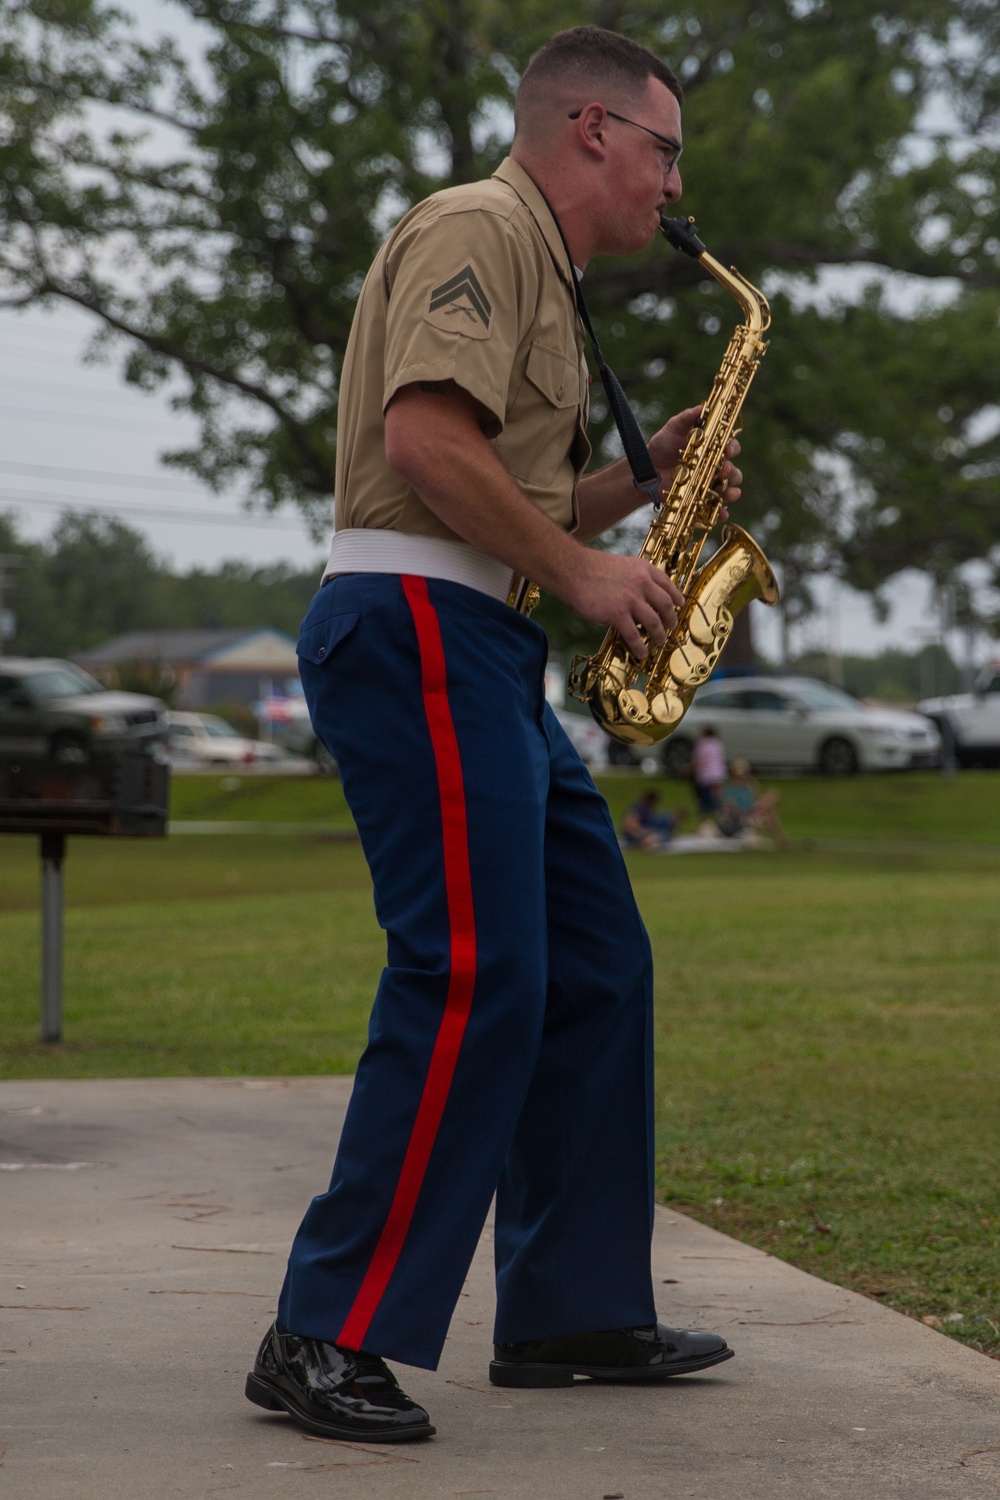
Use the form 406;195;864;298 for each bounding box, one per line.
322;529;514;603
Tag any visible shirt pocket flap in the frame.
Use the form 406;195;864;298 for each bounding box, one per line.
524;341;578;409
297;610;360;667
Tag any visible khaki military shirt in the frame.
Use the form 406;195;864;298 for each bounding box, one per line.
334;158;591;542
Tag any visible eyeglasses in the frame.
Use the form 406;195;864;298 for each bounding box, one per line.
568;107;683;174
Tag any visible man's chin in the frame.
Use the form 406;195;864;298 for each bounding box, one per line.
601;213;665;258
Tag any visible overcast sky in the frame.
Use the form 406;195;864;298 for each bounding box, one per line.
0;0;978;665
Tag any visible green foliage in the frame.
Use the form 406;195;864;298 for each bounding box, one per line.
0;507;319;656
0;0;997;603
105;656;181;704
789;643;963;701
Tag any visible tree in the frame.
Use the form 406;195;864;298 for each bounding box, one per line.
1;0;997;636
0;508;318;655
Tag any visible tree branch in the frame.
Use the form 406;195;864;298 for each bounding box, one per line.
37;276;334;492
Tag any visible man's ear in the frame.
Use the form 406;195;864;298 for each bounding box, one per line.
572;103;610;160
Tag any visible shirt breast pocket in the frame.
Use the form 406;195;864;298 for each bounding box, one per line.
502;340;581;487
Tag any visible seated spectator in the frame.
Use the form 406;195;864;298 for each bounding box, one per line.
690;725;727;818
717;759;790;849
621;790;686;852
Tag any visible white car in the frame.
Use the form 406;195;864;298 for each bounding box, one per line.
164;711;286;768
552;706;609;768
918;662;1000;768
608;675;942;777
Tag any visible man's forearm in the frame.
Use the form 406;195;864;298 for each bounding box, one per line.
575;456;655;542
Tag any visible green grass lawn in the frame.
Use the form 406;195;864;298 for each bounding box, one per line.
1;771;998;1358
167;765;1000;841
168;771;355;826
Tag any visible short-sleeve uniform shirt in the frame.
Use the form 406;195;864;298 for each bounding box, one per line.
334;158;591;542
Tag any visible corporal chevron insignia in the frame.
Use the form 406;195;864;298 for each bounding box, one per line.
425;263;493;338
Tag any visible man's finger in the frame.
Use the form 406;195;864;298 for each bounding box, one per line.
622;621;649;659
646;565;684;610
632;600;668;648
662;576;685;610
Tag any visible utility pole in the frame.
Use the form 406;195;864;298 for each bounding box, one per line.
0;554;26;657
826;576;844;688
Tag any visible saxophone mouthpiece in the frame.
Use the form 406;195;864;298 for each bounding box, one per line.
660;215;706;259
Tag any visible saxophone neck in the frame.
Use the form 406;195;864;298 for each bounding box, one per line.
659;215;770;336
700;249;771;338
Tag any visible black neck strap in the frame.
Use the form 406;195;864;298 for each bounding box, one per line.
538;190;662;505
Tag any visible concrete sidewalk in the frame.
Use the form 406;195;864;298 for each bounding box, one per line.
2;1077;998;1499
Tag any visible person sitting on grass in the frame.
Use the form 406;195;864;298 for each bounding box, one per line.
621;789;686;852
717;759;790;850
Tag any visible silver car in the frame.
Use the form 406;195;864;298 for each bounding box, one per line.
164;711;288;768
608;675;942;777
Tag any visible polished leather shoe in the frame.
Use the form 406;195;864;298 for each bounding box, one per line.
245;1322;435;1441
489;1323;734;1387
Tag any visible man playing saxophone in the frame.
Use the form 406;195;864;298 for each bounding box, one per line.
247;24;742;1443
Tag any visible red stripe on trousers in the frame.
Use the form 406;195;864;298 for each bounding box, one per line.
337;574;478;1350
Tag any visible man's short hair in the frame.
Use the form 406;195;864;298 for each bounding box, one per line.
515;25;682;136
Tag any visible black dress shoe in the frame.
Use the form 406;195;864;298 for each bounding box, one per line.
245;1322;435;1441
489;1323;734;1387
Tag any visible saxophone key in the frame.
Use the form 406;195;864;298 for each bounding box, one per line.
650;690;686;726
687;603;717;648
617;688;653;726
668;642;711;687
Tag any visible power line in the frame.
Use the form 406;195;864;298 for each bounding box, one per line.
0;405;189;434
0;344;104;369
0;459;207;491
0;372;168;407
0;318;91;345
0;488;328;531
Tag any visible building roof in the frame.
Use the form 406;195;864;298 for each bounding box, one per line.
75;627;298;672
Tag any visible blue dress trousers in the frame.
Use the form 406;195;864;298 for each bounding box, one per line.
278;572;658;1370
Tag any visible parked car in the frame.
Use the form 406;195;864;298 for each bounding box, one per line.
551;706;609;768
605;675;942;777
0;657;166;762
164;711;287;768
917;662;1000;768
279;700;338;775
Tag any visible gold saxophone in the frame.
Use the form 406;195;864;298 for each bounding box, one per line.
565;215;780;746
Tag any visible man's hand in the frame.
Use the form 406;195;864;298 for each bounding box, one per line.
648;405;743;518
576;404;745;541
567;551;685;661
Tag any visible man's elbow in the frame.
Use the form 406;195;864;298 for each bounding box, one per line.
384;405;434;487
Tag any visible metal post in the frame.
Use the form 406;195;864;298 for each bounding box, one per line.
0;553;26;657
40;831;66;1043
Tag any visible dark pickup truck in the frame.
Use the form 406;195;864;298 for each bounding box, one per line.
0;657;166;763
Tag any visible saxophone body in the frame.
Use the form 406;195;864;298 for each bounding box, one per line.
567;216;780;746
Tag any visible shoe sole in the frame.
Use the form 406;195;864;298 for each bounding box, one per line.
245;1372;436;1441
488;1346;735;1388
